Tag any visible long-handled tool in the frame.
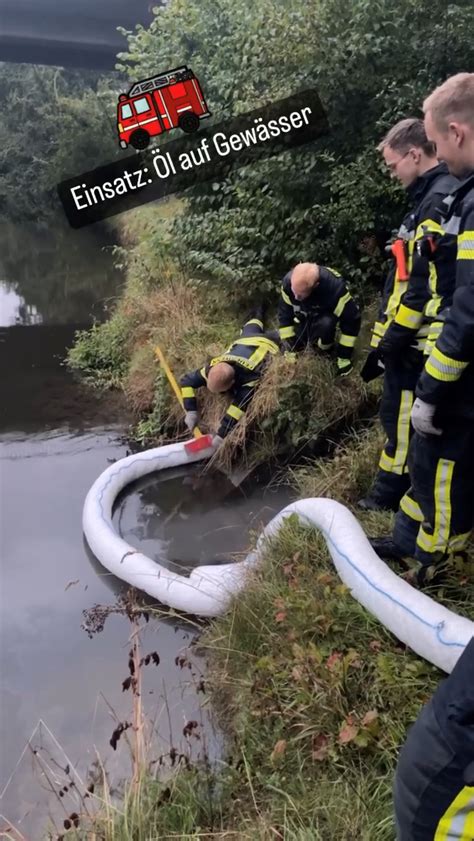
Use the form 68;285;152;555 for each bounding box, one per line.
154;345;213;455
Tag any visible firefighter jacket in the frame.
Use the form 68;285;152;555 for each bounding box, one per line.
278;266;361;362
179;331;280;439
416;171;474;419
372;163;458;357
394;637;474;840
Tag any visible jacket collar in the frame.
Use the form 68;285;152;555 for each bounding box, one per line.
405;162;449;203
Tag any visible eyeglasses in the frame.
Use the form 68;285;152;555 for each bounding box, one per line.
386;150;411;173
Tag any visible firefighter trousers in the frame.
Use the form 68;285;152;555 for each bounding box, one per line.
291;314;337;352
393;416;474;565
394;637;474;841
368;353;424;510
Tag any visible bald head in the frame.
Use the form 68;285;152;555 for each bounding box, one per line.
207;362;235;393
291;262;320;300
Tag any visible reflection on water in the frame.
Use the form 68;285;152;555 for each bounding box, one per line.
0;218;123;327
0;218;293;837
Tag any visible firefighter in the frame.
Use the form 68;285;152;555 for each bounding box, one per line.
394;637;474;841
374;73;474;586
180;309;280;448
359;118;458;513
277;261;361;376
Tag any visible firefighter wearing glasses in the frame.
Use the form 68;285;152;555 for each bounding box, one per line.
180;310;279;448
376;73;474;588
277;262;361;376
359;118;458;513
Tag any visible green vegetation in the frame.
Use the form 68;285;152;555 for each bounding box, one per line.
69;425;473;839
0;62;120;221
67;0;474;447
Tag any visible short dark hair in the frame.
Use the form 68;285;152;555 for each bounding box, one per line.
377;118;436;156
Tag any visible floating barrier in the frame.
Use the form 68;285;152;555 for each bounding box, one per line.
83;440;473;674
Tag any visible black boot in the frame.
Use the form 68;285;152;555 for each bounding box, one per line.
369;536;407;564
358;495;398;513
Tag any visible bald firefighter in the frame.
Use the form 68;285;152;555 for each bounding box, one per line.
278;261;361;376
179;310;280;448
359;117;458;513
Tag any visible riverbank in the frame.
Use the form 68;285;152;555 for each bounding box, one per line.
67;202;371;469
70;423;473;839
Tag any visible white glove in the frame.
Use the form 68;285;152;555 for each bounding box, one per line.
411;398;443;436
184;411;199;432
211;434;224;450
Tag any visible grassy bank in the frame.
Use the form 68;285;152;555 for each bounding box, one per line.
68;203;370;465
64;424;472;840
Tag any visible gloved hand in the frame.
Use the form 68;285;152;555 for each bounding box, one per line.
360;350;385;383
336;358;353;378
211;434;224;450
411;398;443;436
184;410;199;432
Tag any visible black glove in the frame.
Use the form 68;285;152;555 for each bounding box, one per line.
360;350;385;383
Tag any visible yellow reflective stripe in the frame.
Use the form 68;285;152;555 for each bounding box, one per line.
237;336;279;353
370;335;381;348
281;287;292;305
425;347;468;382
386;280;408;321
417;459;454;554
226;404;244;421
334;292;351;318
379;450;394;472
279;325;296;339
400;493;424;523
244;318;264;329
458;231;474;260
434;786;474;841
326;266;342;277
181;387;195;398
248;345;268;368
339;333;357;348
372;321;386;337
395;304;423;329
415;218;444;240
448;532;471;552
393;390;413;473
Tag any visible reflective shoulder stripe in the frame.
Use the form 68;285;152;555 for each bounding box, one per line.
281;287;292;306
425;347;469;382
181;386;195;398
434;786;474;841
415;217;444;240
279;325;296;339
326;266;342;277
395;304;424;330
334;291;352;318
339;333;357;348
457;230;474;260
226;404;245;421
200;366;208;380
237;336;279;353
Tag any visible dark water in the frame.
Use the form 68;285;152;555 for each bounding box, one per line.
0;219;293;837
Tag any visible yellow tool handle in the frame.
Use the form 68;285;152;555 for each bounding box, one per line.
155;345;202;439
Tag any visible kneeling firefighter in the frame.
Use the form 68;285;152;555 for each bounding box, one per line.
277;261;361;376
179;309;280;448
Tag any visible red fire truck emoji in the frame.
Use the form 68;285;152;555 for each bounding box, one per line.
117;66;211;150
